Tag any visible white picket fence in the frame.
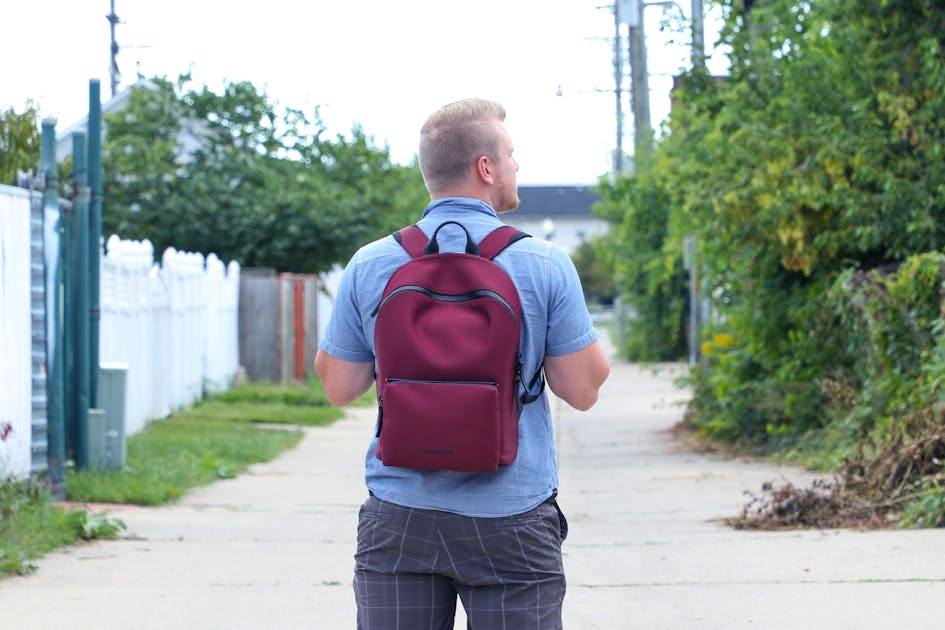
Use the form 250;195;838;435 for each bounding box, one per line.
0;183;241;477
100;235;241;435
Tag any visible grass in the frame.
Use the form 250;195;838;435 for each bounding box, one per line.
65;415;305;505
66;378;345;505
1;377;351;577
0;481;126;577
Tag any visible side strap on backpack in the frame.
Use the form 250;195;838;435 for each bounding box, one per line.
515;353;545;411
521;365;546;405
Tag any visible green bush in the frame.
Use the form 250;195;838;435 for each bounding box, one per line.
901;483;945;528
570;237;616;306
596;164;688;362
599;0;945;527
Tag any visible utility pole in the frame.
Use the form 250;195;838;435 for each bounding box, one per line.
692;0;705;68
626;0;651;157
688;0;707;365
107;0;120;97
613;3;625;174
615;0;651;161
614;0;711;361
615;1;704;161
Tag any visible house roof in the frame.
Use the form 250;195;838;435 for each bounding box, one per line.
515;185;601;217
55;80;156;161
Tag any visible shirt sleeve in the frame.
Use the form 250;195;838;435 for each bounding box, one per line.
317;250;376;363
545;244;599;357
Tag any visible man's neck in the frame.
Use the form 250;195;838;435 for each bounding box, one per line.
431;187;496;209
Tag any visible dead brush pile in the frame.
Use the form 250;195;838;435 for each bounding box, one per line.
727;405;945;530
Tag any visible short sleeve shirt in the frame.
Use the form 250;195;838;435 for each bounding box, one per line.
318;197;599;517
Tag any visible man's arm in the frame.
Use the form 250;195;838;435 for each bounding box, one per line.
315;350;375;407
543;341;610;411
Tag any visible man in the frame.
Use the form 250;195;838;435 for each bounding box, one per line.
315;97;610;629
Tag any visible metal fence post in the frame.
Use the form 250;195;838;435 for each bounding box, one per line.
41;118;66;499
88;79;103;409
72;132;91;469
61;145;75;465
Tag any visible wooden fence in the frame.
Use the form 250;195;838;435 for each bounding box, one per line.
239;270;319;383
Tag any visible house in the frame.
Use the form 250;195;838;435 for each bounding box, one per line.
55;81;142;162
503;184;607;254
55;79;204;163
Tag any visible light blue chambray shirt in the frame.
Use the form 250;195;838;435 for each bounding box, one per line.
318;197;599;517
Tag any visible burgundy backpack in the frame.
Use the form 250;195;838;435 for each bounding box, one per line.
371;221;544;472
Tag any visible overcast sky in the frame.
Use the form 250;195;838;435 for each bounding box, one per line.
3;1;728;185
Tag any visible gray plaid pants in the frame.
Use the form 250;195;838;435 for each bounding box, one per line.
354;494;568;629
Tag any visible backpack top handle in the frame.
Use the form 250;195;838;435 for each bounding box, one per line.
422;221;479;256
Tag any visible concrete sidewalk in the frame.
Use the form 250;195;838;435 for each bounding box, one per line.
2;356;944;628
556;362;945;628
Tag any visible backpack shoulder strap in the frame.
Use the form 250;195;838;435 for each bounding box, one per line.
478;226;531;261
396;224;529;259
393;225;428;259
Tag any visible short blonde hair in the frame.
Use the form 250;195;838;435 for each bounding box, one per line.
418;98;506;195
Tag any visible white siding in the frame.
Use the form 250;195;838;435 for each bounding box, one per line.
0;186;33;479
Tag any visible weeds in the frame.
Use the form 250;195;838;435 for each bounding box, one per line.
726;403;945;529
899;483;945;528
727;478;890;530
0;480;125;577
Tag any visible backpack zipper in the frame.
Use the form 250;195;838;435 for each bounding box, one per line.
386;378;498;386
371;285;517;319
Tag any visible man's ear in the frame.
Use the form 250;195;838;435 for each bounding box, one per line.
476;156;494;185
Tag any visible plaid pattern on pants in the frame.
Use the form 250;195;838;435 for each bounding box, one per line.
354;495;567;630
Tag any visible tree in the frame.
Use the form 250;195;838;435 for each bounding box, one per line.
570;237;616;307
605;0;945;447
596;156;688;361
0;103;40;185
102;76;428;273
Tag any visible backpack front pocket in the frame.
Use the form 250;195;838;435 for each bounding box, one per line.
377;379;501;472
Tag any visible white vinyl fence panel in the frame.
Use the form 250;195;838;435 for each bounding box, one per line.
0;187;33;479
100;236;240;436
203;255;240;394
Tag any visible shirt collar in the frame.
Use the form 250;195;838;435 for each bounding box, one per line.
422;197;498;219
